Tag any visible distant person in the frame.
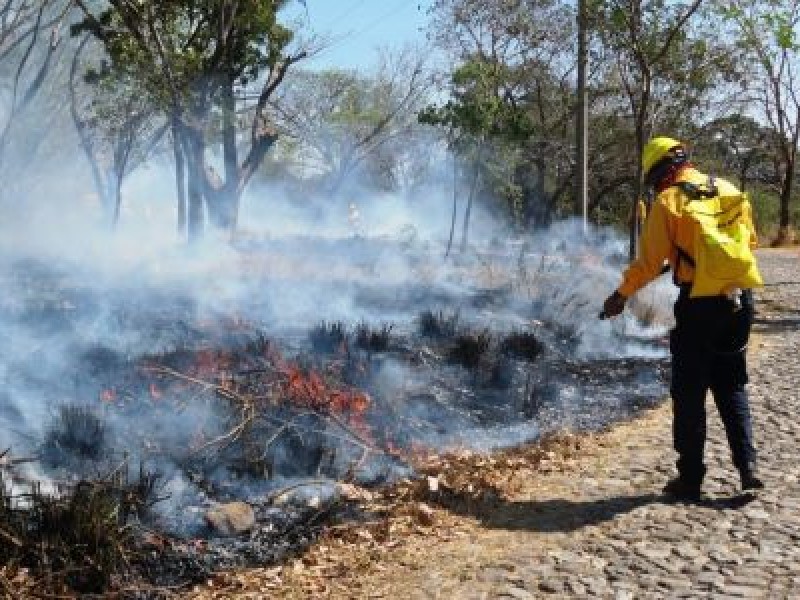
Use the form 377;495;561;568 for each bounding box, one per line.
602;136;764;500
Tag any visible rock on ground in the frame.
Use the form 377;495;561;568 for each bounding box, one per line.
205;502;256;537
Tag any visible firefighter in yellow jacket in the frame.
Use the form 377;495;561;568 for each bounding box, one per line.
603;136;764;500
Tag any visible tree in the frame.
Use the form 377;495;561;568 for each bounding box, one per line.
70;35;167;227
0;0;71;188
74;0;306;240
423;0;578;231
272;48;433;195
594;0;726;258
693;114;780;191
723;0;800;244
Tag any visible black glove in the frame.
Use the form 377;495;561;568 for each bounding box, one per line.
600;290;627;319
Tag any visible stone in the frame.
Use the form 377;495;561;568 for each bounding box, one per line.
695;572;725;588
633;541;672;562
538;580;562;593
500;586;534;600
415;502;436;526
205;501;255;536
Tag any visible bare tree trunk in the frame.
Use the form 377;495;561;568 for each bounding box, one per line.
629;84;649;261
775;164;796;245
460;161;481;253
575;0;589;229
110;173;122;228
171;116;187;235
221;75;239;234
183;126;206;242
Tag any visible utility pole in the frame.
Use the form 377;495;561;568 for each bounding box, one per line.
575;0;589;232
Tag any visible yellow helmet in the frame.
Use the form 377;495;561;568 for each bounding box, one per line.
642;136;684;176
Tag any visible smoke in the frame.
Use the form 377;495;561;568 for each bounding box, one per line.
0;138;677;536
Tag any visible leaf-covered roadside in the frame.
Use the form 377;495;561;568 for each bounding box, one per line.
189;428;614;599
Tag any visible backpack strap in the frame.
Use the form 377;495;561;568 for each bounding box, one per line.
669;175;717;283
675;245;695;268
675;175;718;200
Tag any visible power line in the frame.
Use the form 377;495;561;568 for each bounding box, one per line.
319;0;415;56
323;0;370;30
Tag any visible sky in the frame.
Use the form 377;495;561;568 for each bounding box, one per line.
282;0;434;71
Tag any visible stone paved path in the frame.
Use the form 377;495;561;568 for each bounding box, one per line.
194;249;800;599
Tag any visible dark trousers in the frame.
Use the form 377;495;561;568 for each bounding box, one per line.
669;288;757;484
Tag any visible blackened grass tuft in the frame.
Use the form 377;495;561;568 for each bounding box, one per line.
42;405;108;465
354;322;393;353
447;330;492;369
309;321;347;354
417;309;460;339
501;330;544;362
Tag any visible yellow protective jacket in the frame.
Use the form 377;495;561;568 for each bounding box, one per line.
618;168;758;298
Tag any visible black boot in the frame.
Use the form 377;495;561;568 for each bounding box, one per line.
740;469;765;491
663;477;702;501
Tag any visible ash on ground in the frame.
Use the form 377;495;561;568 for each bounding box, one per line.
0;229;672;593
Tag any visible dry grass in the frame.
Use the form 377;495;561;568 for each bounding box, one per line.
0;460;166;596
416;310;460;339
354;322;393;353
309;321;347;354
447;330;492;369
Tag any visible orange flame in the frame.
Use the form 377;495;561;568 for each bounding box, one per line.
281;366;370;415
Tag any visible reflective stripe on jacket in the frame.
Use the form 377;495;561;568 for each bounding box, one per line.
617;168;758;298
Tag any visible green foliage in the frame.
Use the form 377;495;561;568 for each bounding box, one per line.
420;60;535;140
422;0;577;227
750;187;800;239
74;1;293;113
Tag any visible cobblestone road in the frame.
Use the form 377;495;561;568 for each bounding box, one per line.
453;249;800;599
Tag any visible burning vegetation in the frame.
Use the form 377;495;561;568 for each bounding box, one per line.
0;231;672;596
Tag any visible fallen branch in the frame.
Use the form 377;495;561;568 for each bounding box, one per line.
259;414;378;454
267;479;336;504
0;525;23;547
188;409;255;456
324;411;383;455
260;411;317;452
141;365;243;403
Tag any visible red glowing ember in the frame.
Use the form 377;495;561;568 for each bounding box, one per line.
282;365;370;415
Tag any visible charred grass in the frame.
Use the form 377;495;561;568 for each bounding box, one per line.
447;329;492;369
42;405;108;466
417;310;460;339
0;463;166;596
354;322;393;353
309;320;347;354
500;331;544;362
